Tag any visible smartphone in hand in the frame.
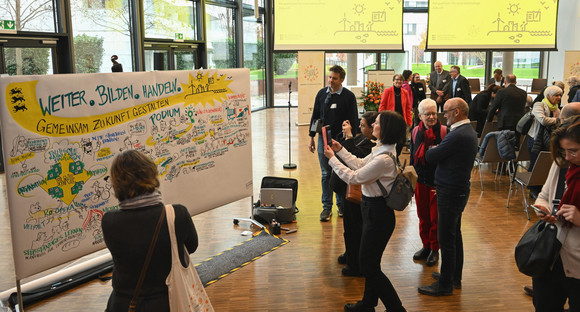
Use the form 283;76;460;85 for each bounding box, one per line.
531;205;548;216
322;126;332;147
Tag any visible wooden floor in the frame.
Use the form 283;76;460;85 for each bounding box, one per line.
0;108;543;311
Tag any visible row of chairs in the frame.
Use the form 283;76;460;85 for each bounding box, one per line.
466;78;547;94
472;121;552;220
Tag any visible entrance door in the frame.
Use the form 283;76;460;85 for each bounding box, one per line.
144;45;198;71
2;46;56;75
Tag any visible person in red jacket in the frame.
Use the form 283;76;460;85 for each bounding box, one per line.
379;74;413;127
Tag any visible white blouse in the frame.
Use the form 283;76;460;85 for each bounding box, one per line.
535;162;580;279
328;143;397;197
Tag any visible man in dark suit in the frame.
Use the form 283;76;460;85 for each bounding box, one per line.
429;61;451;112
418;98;478;296
486;74;527;131
447;66;471;105
488;69;505;87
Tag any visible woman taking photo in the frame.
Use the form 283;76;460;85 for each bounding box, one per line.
324;111;407;312
331;112;378;277
102;150;198;312
533;115;580;312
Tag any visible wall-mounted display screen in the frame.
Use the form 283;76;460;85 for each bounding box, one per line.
427;0;558;50
274;0;403;51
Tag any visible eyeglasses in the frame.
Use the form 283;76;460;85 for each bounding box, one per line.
422;112;437;117
560;149;578;158
442;107;457;114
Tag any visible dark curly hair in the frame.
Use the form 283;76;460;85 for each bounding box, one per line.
110;150;159;201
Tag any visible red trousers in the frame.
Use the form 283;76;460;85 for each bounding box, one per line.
415;182;439;251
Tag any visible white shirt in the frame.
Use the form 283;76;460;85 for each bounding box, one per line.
450;119;471;131
535;162;580;279
328;143;397;197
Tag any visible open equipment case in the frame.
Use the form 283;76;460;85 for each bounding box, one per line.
233;176;298;227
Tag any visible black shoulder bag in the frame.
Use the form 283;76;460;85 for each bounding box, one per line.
514;167;567;278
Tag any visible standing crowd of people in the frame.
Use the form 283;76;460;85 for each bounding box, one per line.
308;64;580;311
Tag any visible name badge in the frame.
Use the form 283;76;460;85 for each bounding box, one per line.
419;88;423;91
330;103;337;109
442;79;447;83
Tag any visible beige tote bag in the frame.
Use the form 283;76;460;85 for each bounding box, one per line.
165;204;214;312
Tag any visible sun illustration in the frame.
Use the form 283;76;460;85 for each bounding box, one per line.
353;4;365;16
507;3;520;15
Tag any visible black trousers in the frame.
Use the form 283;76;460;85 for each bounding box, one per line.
359;196;405;312
436;187;469;287
342;198;363;271
533;257;580;312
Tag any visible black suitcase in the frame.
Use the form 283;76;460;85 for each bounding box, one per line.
253;176;298;224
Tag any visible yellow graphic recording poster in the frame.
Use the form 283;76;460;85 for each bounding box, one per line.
1;69;252;279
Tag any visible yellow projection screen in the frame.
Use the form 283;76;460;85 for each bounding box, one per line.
427;0;559;50
274;0;403;51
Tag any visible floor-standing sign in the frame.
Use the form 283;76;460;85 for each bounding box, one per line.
297;52;325;125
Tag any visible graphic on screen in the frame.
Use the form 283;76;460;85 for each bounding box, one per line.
275;0;403;51
427;0;558;50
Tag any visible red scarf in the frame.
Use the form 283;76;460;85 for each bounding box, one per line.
414;121;436;165
560;163;580;213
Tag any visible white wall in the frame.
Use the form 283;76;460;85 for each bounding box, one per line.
546;0;580;81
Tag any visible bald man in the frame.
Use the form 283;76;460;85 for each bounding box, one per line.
419;98;478;296
428;61;451;112
561;102;580;119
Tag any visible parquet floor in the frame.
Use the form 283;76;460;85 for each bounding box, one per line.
0;108;545;311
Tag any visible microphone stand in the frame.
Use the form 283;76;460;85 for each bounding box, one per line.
283;81;297;169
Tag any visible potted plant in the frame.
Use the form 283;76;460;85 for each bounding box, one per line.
361;80;384;112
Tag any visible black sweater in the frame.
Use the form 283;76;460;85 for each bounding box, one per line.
425;123;478;192
309;87;359;139
102;203;197;311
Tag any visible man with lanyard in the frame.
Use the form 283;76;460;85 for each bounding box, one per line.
428;61;451;113
448;65;472;105
308;65;359;222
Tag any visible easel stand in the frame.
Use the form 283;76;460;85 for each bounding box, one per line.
15;279;23;311
283;81;297;170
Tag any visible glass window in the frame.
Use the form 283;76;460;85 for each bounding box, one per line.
0;0;56;32
174;50;197;71
144;0;196;41
403;0;428;8
436;51;486;90
404;23;416;35
242;0;264;7
144;49;169;71
71;0;133;72
5;47;54;75
491;51;541;91
273;53;297;107
243;15;265;109
206;5;236;69
405;13;428;77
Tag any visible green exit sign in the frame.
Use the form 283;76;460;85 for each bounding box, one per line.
175;33;184;41
0;20;16;33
